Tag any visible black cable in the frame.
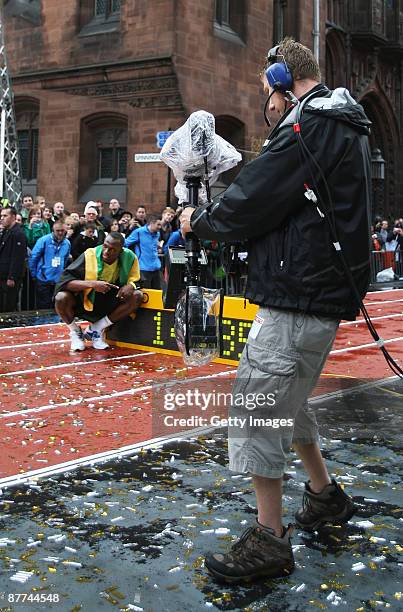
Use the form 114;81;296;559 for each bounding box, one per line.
264;92;276;128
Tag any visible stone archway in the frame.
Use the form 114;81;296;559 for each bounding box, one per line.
326;28;347;89
360;84;399;219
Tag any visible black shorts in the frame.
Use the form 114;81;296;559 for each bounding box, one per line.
74;288;121;323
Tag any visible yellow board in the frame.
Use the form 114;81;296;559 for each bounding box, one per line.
107;289;259;366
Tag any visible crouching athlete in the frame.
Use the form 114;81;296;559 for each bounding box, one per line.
54;232;143;351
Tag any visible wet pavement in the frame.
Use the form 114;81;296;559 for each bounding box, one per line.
0;379;402;611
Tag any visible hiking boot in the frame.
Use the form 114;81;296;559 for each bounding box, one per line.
89;329;109;350
295;478;356;532
70;328;85;352
204;521;294;584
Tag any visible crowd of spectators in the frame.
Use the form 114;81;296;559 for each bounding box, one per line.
371;216;403;275
2;195;401;314
0;195;186;313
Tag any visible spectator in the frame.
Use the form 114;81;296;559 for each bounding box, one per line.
94;199;111;231
21;194;34;222
163;229;185;254
29;220;71;309
393;222;403;251
119;211;133;237
34;195;46;211
43;206;54;229
376;220;392;250
109;219;126;237
71;222;98;260
159;207;175;252
125;214;162;289
109;198;125;222
69;212;80;224
84;205;106;245
0;207;27;312
131;205;147;229
371;226;382;252
53;202;65;224
64;215;81;243
54;232;143;351
24;206;51;249
15;213;23;225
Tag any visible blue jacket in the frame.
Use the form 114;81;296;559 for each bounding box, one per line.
29;233;71;283
125;225;161;272
163;230;186;254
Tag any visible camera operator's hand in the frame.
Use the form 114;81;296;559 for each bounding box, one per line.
180;207;194;237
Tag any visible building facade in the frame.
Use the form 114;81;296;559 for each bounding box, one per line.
3;0;403;219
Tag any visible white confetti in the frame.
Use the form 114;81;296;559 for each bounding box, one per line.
62;561;82;567
10;571;34;583
351;562;366;572
291;583;306;592
371;555;386;563
355;520;374;528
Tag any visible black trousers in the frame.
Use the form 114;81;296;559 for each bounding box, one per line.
0;280;20;313
35;281;56;309
140;270;162;290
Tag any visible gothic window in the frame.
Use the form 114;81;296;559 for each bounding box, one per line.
214;0;246;45
16;108;39;182
272;1;299;43
215;0;230;26
94;0;121;18
96;128;127;181
273;0;286;42
78;115;128;204
79;0;121;36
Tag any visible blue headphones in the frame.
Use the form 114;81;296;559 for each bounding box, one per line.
265;45;293;92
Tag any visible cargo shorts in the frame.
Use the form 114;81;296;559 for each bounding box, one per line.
228;307;339;479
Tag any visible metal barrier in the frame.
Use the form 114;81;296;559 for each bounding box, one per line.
370;249;403;282
16;249;403;312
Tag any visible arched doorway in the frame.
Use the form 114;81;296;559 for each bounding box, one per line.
360;86;399;220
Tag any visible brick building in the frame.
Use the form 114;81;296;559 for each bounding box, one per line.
3;0;403;219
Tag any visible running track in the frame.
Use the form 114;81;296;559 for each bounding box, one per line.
0;289;402;485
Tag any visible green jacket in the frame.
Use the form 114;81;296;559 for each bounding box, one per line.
24;221;51;248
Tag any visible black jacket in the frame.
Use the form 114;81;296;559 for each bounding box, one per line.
0;223;27;281
71;234;98;260
192;85;372;321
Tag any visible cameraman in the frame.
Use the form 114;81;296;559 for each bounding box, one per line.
180;38;371;584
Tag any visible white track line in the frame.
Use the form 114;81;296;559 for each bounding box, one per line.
365;298;403;306
1;375;400;489
2;334;402;417
330;336;403;355
0;312;400;352
0;426;216;488
0;339;68;351
0;321;63;332
366;288;403;295
0;369;237;419
0;351;155;377
340;313;403;326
